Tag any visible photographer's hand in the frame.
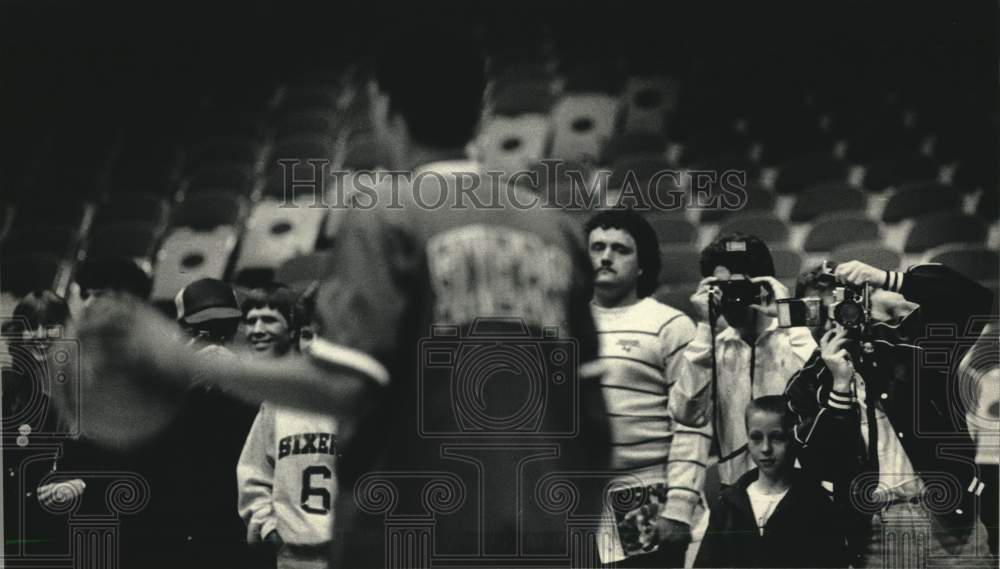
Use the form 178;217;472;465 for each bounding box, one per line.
748;276;791;317
691;277;722;325
820;328;854;391
833;261;888;289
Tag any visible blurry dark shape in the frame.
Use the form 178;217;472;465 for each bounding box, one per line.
12;199;87;232
861;155;938;193
171;192;247;231
770;247;804;279
182;164;257;197
976;189;998;221
926;244;1000;283
657;245;703;286
678;122;754;165
601;133;668;166
273;110;340;139
646;214;696;245
904;212;988;253
182;137;262;175
773;152;848;194
881;181;962;223
718;212;789;245
92;193;168;228
952;159;997;194
275;250;336;291
183;111;271;145
1;255;63;296
803;211;880;252
490;82;554;116
341;131;380;171
75;256;153;300
271;134;336;166
688;150;761;188
174;277;242;328
5;226;78;259
561;58;624;95
277;85;340;114
107;137;182;196
829;241;902;270
699;182;773;223
86;221;160;261
789;183;866;223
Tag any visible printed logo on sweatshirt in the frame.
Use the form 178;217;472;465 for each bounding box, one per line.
278;432;339;460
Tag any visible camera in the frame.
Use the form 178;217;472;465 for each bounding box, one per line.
417;317;579;438
830;285;870;329
708;275;764;328
777;262;872;331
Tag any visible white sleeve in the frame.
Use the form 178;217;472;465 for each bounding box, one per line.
236;404;278;543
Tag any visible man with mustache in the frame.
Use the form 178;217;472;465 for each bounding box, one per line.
585;209;695;567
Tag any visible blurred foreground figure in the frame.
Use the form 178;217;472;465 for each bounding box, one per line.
67;26;612;569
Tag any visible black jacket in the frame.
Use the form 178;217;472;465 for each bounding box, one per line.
785;264;993;537
694;468;849;568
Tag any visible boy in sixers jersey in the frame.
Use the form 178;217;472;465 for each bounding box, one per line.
585;210;696;567
238;285;338;569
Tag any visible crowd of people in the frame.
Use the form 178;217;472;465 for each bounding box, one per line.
3;28;998;569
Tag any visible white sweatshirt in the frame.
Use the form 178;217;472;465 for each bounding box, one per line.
237;403;338;546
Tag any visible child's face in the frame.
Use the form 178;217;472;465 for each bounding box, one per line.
746;409;791;476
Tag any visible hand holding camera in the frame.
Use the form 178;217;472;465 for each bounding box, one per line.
690;277;724;324
819;327;855;390
832;261;888;289
748;276;790;318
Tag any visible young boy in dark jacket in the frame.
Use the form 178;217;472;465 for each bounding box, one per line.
695;395;848;568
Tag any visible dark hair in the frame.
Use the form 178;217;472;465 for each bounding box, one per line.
374;26;485;149
241;283;297;330
10;290;70;334
795;262;840;298
584;209;661;297
700;232;775;278
745;395;796;434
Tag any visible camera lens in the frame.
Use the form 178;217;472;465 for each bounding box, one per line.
835;302;862;327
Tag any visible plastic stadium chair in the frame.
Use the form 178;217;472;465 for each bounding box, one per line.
234;198;327;275
600;133;668;166
789;183;866;223
170;192;247;231
182;137;262;175
770;247;804;280
4;226;79;260
150;226;239;302
926;244;999;282
1;255;64;296
881;181;962;223
13;199;87;232
977;190;998;222
902;211;989;254
773;152;848;194
862;156;938;193
272;134;336;166
273;111;340;139
647;214;696;245
108;139;181;195
477;114;551;174
275;251;336;291
718;212;790;245
605;155;683;211
658;245;704;286
86;222;160;261
829;241;902;271
182;165;257;197
699;182;774;223
522;161;595;221
951;160;996;194
803;212;880;252
490;82;554;116
549;94;620;162
622;76;677;135
92;193;168;228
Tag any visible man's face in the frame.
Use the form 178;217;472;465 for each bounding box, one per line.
589;227;641;297
746;409;792;477
244;306;291;357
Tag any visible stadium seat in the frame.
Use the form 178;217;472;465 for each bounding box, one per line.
904;212;988;253
718;212;789;245
341;131;382;171
803;212;880;252
184;110;271;143
150;226;239;302
688;150;761;189
680;125;753;166
182;137;262;175
108;141;181;196
170;192;247;230
12;199;87;231
789;183;866;223
699;182;774;223
275;250;336;290
86;221;160;261
926;244;1000;282
647;214;696;245
273;111;340;139
4;226;78;259
523;161;596;221
600;133;668;166
977;190;998;221
622;75;677;135
881;181;962;223
903;211;987;253
658;245;703;286
490;82;554;116
861;156;938;192
234;198;327;275
549;94;620;162
272;134;337;166
92;193;168;228
771;247;804;279
951;160;996;194
829;241;902;270
605;155;683;211
773;152;848;194
1;255;64;296
181;165;257;197
477;114;551;174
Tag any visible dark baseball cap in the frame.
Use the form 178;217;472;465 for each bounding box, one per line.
75;257;153;299
174;278;241;324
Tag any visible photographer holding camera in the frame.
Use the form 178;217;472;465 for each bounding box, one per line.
785;260;995;565
660;233;816;553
